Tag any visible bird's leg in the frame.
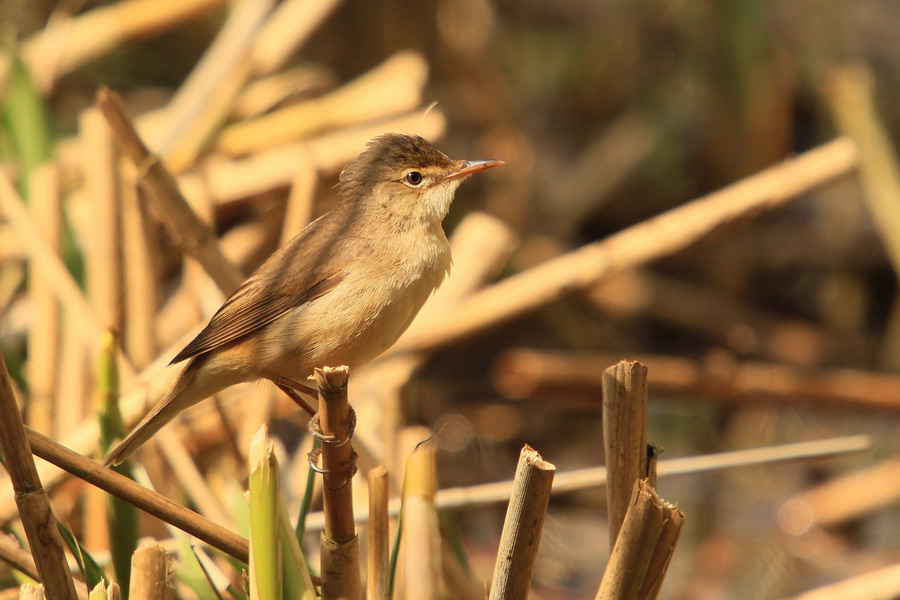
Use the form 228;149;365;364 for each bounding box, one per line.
266;374;318;416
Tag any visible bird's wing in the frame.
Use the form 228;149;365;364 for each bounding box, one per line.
170;216;363;364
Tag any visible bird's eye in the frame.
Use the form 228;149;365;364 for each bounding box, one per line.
405;171;423;186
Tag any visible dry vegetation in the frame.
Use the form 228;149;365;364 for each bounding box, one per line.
0;0;899;598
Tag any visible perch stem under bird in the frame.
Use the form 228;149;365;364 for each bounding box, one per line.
104;133;502;466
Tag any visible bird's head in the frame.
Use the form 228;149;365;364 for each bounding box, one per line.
339;133;503;229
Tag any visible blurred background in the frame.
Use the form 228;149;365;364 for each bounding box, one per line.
1;0;900;598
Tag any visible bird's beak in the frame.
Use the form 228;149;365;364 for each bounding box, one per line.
444;159;505;181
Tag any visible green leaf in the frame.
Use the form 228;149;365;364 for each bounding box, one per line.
57;521;106;590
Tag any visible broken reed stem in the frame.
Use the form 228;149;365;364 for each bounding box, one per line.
128;544;171;600
367;466;390;600
394;137;859;354
595;479;684;600
95;87;244;296
25;164;61;435
314;366;361;600
24;427;249;564
603;360;649;550
401;441;441;600
0;357;77;600
488;445;556;600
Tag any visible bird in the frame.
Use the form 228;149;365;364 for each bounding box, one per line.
104;133;503;466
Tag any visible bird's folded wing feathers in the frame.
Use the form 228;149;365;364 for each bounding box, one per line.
170;271;346;364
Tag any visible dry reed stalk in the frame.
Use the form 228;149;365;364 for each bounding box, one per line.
0;169;106;355
56;316;89;434
488;445;555;600
25;164;61;435
80;106;124;333
128;544;171;600
216;51;428;156
249;0;342;75
154;429;233;528
315;366;361;600
393;137;860;354
0;358;77;600
603;360;650;550
13;0;226;92
17;584;43;599
302;435;868;531
780;562;900;600
595;479;683;600
586;269;862;365
280;152;317;245
120;173;159;369
492;348;900;412
232;66;331;120
142;0;274;156
23;428;249;563
400;441;441;600
0;531;39;581
823;66;900;278
177;108;446;205
822;65;900;371
96;88;245;296
781;456;900;529
367;465;390;600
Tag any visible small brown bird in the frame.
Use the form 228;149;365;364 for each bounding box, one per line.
105;133;502;465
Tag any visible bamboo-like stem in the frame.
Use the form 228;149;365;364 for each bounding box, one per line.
128;544;171;600
315;366;361;600
0;356;77;600
400;440;442;600
488;445;556;600
394;138;859;354
367;465;390;600
95;87;244;295
25;163;61;435
603;361;649;550
595;479;684;600
493;348;900;412
24;428;249;563
300;435;868;531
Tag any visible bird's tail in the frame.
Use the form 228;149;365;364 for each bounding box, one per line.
103;360;201;467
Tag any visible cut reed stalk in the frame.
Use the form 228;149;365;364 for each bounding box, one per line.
595;479;684;600
603;360;650;550
400;440;441;600
127;544;171;600
367;465;390;600
315;366;361;600
488;445;555;600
